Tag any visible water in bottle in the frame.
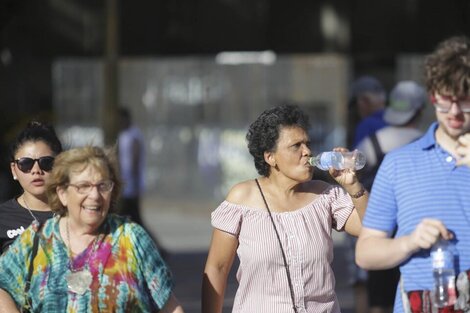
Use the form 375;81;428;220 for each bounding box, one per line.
431;239;456;308
308;151;366;171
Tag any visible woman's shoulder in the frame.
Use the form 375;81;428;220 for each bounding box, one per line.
0;198;20;212
106;214;136;231
106;214;156;241
225;179;258;204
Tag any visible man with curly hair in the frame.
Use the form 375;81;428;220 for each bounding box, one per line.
356;36;470;312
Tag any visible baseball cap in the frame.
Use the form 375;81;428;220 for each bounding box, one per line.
383;81;426;126
349;76;385;106
351;75;385;97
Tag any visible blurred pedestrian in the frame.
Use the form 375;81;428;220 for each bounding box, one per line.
0;146;184;312
202;104;368;313
117;107;146;225
0;121;62;254
348;75;388;148
356;35;470;312
356;80;426;313
117;107;168;259
357;80;426;190
345;75;387;313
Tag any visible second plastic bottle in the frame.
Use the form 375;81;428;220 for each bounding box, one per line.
431;239;457;308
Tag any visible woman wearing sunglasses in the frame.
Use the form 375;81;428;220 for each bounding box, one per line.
0;121;62;253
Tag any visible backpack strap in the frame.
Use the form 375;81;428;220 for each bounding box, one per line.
369;132;385;165
359;132;385;192
24;223;42;311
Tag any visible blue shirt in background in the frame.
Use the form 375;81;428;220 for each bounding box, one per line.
353;109;387;148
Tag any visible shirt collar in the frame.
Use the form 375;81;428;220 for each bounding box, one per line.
417;122;438;151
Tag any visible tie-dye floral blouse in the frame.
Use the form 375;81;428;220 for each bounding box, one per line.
0;214;173;312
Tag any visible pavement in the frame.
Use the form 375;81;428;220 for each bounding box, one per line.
141;196;355;313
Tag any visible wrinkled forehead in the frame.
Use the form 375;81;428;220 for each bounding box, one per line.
68;162;110;182
277;125;309;143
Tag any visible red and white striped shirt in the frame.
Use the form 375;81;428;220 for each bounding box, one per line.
211;185;354;313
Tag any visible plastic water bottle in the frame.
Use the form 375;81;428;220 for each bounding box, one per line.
308;151;366;171
431;239;457;308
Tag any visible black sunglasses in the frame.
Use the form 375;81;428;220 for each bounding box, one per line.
13;156;55;173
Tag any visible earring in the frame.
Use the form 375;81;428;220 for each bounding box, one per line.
13;176;17;180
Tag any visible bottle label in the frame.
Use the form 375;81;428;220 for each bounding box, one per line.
431;250;453;269
448;276;457;306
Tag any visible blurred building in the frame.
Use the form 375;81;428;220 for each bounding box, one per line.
0;0;468;202
52;54;348;201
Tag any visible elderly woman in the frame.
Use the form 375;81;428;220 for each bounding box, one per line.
0;146;184;313
202;104;368;313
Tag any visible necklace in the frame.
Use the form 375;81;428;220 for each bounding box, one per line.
65;217;99;295
21;196;39;226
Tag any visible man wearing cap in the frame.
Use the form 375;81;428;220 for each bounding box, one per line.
349;75;388;148
355;80;426;313
357;80;426;171
356;36;470;312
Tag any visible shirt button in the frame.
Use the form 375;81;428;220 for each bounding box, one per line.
446;156;453;162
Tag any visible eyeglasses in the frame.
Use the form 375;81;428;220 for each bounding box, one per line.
14;156;55;173
67;180;114;194
432;95;470;113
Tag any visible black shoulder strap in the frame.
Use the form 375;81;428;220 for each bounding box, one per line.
254;179;298;313
24;223;42;309
370;132;385;164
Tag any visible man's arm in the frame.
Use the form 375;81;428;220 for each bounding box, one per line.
356;219;453;270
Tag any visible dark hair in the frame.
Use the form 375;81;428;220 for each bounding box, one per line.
246;104;310;176
118;107;132;130
47;146;122;216
9;121;63;160
424;35;470;96
118;107;131;120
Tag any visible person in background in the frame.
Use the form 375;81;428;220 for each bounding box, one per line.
357;80;426;190
349;75;388;148
0;146;184;312
117;106;168;258
356;35;470;312
202;104;368;313
117;107;146;225
0;121;62;254
356;80;426;313
345;75;387;313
